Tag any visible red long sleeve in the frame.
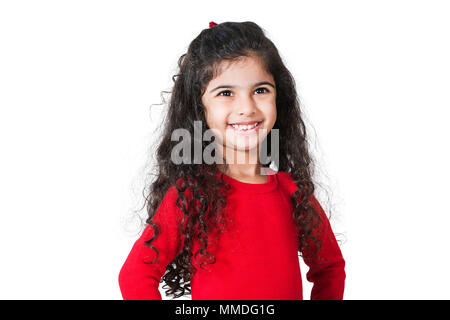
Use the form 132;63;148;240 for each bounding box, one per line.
303;194;346;299
118;170;345;300
278;171;346;300
118;186;186;300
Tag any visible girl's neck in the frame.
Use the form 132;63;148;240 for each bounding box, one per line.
217;163;268;183
216;143;269;182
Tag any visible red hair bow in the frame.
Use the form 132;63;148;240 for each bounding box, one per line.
209;21;218;28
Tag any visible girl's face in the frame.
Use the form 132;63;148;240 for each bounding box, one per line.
201;55;277;159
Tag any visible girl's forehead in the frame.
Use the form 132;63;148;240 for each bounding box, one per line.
211;56;272;82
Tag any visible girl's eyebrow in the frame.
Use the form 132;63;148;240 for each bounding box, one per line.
209;81;275;93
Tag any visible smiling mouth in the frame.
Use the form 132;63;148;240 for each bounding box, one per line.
227;121;262;133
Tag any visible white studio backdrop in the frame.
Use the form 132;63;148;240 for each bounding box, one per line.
0;0;449;299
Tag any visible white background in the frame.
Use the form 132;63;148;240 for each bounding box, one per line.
1;0;449;299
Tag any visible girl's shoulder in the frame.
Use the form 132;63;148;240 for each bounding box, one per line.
274;169;294;184
274;170;293;180
274;170;300;196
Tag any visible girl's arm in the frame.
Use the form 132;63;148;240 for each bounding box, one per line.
303;195;346;300
118;186;186;300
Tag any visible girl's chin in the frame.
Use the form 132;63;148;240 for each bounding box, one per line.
225;142;260;152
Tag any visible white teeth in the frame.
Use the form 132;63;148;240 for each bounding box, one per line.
230;122;259;130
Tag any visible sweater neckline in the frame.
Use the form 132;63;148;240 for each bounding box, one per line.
215;167;279;193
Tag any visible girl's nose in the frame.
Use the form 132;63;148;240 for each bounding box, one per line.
237;95;257;116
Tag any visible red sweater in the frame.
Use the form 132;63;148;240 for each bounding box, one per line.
118;169;345;300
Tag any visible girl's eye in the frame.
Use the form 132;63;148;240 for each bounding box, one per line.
217;87;269;97
218;90;233;97
255;87;269;94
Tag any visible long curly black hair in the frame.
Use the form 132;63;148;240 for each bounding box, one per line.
141;21;326;299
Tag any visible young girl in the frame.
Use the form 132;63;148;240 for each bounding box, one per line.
119;21;345;300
